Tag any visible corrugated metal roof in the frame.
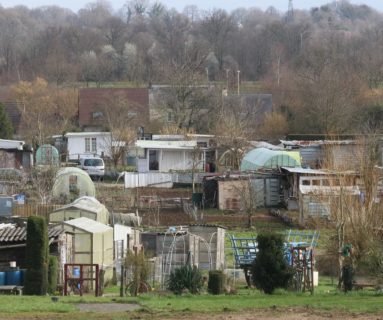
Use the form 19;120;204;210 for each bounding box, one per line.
0;139;24;150
281;167;328;175
0;225;63;243
63;217;112;234
281;140;357;147
136;140;197;150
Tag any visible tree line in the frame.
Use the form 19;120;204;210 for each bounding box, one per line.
0;0;383;136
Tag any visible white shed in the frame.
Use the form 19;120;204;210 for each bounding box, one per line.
50;196;109;225
61;217;114;282
65;132;112;160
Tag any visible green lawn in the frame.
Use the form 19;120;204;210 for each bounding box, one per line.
0;278;382;319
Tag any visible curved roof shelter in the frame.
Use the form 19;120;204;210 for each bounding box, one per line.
240;147;301;171
36;144;60;166
52;167;95;201
50;196;109;225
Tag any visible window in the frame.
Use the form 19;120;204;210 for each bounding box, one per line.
92;111;104;119
91;138;97;152
167;111;174;122
85;138;90;152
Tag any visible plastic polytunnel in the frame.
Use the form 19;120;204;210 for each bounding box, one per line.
52;167;96;202
35;144;60;166
240;147;301;171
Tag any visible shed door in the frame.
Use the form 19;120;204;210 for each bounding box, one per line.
265;178;280;207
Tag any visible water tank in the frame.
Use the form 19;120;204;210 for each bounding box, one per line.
5;270;21;285
0;196;13;216
0;272;6;285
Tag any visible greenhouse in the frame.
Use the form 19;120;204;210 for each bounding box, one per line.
52;167;96;202
50;196;109;225
240;147;301;171
35;144;60;166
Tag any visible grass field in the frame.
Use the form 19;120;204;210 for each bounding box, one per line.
0;278;382;319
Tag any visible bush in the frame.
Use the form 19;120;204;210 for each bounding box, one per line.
125;251;150;296
24;216;48;295
208;270;226;295
251;233;294;294
48;256;58;294
167;265;204;295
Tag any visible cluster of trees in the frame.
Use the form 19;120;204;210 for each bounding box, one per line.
0;0;383;139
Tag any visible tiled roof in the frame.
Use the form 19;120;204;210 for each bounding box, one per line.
78;87;149;127
0;225;63;244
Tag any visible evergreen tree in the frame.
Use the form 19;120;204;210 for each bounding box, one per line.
0;102;13;139
251;233;294;294
24;216;48;295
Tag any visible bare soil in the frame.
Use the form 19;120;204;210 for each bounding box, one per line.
2;307;382;320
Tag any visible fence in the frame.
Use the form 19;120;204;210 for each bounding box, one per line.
12;204;61;220
124;172;207;189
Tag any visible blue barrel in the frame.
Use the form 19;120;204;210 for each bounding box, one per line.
6;270;21;286
0;272;6;285
73;267;80;278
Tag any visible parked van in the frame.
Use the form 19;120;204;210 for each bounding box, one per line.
79;157;105;180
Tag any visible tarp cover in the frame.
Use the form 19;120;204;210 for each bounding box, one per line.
241;147;301;171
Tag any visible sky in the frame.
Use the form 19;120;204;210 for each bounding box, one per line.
0;0;383;13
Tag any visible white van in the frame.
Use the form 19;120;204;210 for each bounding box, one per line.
79;157;105;180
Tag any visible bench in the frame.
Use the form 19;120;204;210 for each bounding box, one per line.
0;285;23;295
353;283;376;291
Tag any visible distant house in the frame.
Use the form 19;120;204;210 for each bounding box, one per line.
223;93;272;125
64;132;112;161
0;139;33;169
135;134;216;173
280;167;360;224
78;88;149;130
148;84;211;124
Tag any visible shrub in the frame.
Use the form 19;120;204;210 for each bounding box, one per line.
167;265;204;295
48;256;58;294
24;216;48;295
125;251;150;296
208;270;226;295
251;233;294;294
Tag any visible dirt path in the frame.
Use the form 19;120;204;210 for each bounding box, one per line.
1;307;382;320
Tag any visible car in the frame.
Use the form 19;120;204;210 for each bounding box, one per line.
79;157;105;180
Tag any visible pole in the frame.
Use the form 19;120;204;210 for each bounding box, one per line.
225;69;229;91
237;70;240;95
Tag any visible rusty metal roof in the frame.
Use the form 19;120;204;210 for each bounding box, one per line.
0;225;63;243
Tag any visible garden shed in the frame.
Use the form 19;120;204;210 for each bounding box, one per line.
240;147;301;171
61;217;114;282
52;167;95;202
50;196;109;225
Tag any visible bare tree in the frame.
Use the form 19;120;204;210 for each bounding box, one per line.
317;135;383;286
213;111;250;171
100;96;139;167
